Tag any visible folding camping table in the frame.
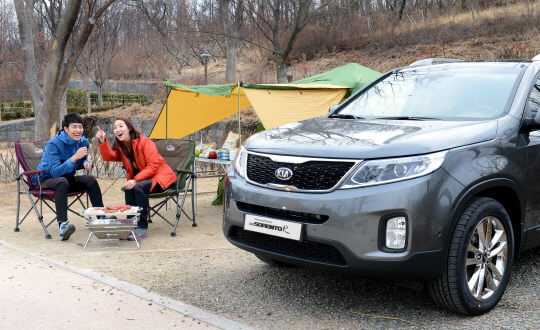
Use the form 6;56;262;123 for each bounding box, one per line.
192;158;233;214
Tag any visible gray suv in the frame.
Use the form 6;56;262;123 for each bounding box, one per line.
222;58;540;315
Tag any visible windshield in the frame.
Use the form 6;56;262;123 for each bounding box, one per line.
337;66;523;120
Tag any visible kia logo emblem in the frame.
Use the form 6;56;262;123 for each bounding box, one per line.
275;167;293;180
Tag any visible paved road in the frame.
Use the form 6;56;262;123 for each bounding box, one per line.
0;241;251;330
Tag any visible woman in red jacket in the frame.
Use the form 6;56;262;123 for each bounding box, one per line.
96;117;176;240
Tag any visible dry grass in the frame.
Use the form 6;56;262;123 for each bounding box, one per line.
91;102;164;120
0;148;17;182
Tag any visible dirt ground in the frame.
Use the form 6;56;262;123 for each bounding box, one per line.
0;176;245;296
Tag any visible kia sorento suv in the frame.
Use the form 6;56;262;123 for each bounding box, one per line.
223;58;540;315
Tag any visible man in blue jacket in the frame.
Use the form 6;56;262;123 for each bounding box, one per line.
32;113;104;240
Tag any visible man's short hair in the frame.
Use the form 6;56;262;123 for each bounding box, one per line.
62;113;84;129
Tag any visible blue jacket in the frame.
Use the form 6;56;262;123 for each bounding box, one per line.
31;130;90;186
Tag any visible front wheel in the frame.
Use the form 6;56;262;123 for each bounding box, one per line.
429;197;514;315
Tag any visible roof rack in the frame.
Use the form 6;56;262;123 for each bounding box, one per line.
409;58;463;67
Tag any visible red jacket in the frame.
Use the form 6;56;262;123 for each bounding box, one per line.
99;135;177;191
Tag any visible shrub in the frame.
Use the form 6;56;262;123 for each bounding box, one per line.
67;89;88;107
67;89;150;107
89;92;149;106
1;108;33;121
67;106;87;115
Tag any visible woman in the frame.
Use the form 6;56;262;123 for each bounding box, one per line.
96;117;177;240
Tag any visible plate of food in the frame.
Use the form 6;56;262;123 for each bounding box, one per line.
83;205;142;216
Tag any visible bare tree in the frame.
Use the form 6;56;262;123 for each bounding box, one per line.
75;43;95;114
133;0;199;78
14;0;118;140
221;0;243;83
386;0;407;29
248;0;332;83
89;4;128;106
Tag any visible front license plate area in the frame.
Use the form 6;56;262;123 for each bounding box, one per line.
244;214;302;241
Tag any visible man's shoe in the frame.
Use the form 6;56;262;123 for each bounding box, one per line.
59;221;76;241
127;227;148;241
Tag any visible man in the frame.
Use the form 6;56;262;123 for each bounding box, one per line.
32;113;104;240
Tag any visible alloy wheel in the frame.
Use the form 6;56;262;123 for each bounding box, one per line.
466;216;508;301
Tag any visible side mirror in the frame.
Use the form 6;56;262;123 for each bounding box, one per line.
521;105;540;132
329;104;340;113
535;109;540;124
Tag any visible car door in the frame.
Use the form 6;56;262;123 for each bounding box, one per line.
525;74;540;241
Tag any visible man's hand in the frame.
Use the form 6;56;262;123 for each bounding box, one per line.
71;147;88;164
125;179;137;190
83;162;92;173
96;126;106;144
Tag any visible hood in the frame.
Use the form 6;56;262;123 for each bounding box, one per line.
57;130;87;146
244;117;498;159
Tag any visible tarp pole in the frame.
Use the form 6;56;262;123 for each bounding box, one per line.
165;86;169;139
238;81;242;146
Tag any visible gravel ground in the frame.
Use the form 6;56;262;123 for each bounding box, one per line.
2;178;540;329
143;247;540;330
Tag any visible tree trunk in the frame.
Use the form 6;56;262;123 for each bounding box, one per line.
469;0;475;26
221;0;243;83
98;84;103;107
58;91;67;130
84;72;91;114
398;0;407;22
98;85;103;107
276;55;288;83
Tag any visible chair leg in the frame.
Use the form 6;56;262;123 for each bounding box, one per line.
171;190;181;237
147;197;153;223
187;176;196;227
191;180;196;227
15;179;21;232
172;176;195;237
20;181;52;239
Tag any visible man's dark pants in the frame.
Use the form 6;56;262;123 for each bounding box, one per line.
40;175;104;223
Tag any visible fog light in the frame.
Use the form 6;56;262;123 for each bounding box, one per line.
386;217;406;249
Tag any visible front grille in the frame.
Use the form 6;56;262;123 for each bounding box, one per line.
246;154;355;191
230;226;346;266
236;201;329;224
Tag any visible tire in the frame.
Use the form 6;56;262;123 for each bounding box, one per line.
429;197;514;316
254;254;295;268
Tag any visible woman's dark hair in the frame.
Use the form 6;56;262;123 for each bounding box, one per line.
112;117;141;167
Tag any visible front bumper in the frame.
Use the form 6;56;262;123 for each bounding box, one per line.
223;167;464;281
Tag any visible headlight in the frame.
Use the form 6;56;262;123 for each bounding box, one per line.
340;150;448;188
234;146;247;178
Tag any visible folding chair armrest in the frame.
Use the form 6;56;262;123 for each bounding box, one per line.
175;169;194;175
23;169;44;176
16;169;44;180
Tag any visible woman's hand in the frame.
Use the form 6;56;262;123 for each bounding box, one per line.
96;126;106;144
125;179;137;190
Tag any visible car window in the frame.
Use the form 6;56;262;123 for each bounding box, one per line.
528;77;540;119
338;66;522;120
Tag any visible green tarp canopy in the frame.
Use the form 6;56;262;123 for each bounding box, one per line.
291;62;382;96
150;63;381;139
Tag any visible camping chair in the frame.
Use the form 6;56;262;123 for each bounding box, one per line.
14;140;88;239
148;139;196;237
